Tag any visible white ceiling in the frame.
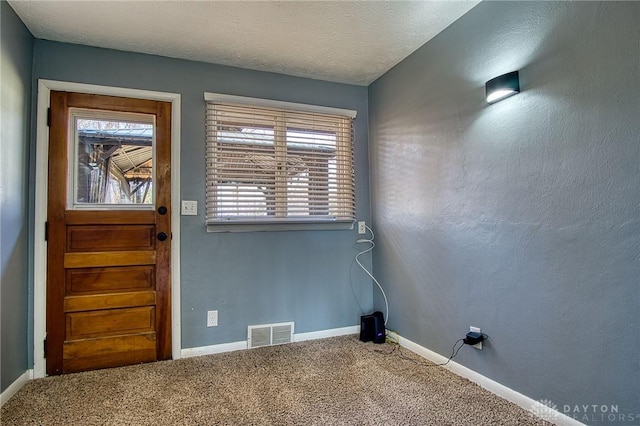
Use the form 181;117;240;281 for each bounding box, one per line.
9;0;480;86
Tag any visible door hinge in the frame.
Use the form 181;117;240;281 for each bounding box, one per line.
43;338;47;358
47;108;51;127
45;221;49;241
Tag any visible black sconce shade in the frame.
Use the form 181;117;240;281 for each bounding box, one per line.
486;71;520;103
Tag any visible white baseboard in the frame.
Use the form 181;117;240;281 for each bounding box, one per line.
1;369;33;408
180;340;248;358
294;325;359;342
181;325;359;358
393;334;584;426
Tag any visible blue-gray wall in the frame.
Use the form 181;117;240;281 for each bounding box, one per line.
368;1;639;421
1;0;33;392
31;40;372;350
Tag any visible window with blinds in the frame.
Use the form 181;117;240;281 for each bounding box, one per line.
205;94;356;229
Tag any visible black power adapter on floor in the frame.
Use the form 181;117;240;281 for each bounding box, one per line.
463;331;484;345
360;311;386;344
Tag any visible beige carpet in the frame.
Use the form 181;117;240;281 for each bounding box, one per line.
1;335;547;425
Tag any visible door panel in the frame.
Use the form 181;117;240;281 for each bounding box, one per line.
66;225;156;252
63;334;157;372
64;250;156;268
64;291;156;312
66;266;154;294
46;91;171;375
66;307;155;339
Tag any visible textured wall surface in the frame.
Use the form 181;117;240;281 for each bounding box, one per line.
368;1;639;421
31;40;372;350
0;1;33;392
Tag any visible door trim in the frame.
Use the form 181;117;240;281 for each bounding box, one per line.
34;79;182;378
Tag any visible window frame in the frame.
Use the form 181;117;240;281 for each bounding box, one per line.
204;92;357;232
68;108;157;211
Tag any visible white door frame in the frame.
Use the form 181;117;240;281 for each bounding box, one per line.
33;79;182;378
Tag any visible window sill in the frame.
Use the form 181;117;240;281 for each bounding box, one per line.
206;220;355;233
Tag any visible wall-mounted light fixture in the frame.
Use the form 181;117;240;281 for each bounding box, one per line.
485;71;520;104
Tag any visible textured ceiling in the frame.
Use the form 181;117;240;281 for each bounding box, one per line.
8;0;480;86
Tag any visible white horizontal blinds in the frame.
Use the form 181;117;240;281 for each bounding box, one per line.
206;101;355;224
206;104;277;219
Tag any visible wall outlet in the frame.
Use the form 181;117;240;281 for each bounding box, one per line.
470;326;482;350
181;200;198;216
207;310;218;327
358;221;366;234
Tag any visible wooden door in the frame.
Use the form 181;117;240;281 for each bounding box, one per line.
46;91;171;375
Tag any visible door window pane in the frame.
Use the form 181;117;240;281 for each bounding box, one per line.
71;112;155;208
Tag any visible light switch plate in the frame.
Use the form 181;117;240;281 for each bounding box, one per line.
181;200;197;216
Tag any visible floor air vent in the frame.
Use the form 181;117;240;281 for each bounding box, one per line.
248;322;294;349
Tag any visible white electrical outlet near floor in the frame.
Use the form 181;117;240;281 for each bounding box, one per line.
470;326;482;350
207;310;218;327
